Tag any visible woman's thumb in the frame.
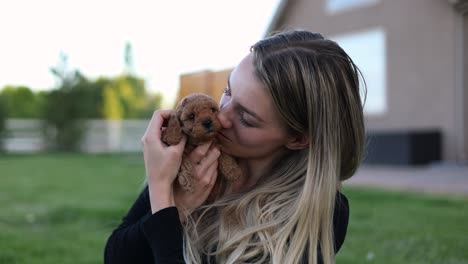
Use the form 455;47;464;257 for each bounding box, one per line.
175;135;187;150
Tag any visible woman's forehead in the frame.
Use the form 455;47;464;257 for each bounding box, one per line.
230;54;282;125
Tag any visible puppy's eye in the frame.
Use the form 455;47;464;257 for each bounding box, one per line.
188;113;195;120
210;108;217;113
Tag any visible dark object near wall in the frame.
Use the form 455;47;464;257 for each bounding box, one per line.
364;130;441;165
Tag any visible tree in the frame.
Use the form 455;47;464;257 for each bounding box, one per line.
101;74;149;119
42;53;88;152
0;85;42;118
0;95;7;151
102;85;123;120
139;92;163;118
124;41;135;75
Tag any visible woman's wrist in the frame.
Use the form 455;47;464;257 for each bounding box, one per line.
148;183;176;214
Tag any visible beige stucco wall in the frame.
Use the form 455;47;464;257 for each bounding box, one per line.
462;14;468;161
178;69;231;107
271;0;462;161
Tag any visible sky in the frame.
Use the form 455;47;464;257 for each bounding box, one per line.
0;0;280;106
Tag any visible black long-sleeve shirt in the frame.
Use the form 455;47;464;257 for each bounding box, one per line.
104;186;350;264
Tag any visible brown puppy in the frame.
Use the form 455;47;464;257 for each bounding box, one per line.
162;93;242;194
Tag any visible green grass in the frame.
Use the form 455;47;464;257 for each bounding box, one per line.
1;154;468;264
0;154;146;264
337;187;468;263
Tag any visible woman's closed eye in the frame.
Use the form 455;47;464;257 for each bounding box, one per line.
239;110;254;127
223;85;256;127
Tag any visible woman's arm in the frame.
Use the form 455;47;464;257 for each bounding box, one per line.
104;186;186;264
314;192;350;264
104;186;154;264
142;207;185;263
334;191;350;253
105;110;219;264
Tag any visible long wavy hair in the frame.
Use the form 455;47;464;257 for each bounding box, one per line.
183;30;366;264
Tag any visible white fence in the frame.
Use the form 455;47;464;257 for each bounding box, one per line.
3;119;149;153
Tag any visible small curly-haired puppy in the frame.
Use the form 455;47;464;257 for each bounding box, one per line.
162;93;242;194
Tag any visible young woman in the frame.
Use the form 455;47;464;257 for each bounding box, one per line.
105;30;365;264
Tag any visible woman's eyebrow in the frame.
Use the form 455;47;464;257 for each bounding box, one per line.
227;72;264;123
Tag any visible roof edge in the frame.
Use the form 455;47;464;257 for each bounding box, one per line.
263;0;291;37
448;0;468;14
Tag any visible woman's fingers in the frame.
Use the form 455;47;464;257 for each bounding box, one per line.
188;141;213;164
193;146;220;180
174;152;219;222
142;110;172;141
204;160;219;187
141;110;185;213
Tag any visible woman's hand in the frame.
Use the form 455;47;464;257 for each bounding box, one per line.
175;141;220;223
141;110;187;214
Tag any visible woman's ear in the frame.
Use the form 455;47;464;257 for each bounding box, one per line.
285;133;309;150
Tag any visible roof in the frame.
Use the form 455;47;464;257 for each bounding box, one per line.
449;0;468;14
263;0;292;37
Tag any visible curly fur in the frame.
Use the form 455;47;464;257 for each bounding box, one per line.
161;93;242;193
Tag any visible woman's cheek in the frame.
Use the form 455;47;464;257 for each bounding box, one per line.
235;129;256;147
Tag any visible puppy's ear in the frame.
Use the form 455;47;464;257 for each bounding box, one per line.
179;97;188;108
162;112;183;145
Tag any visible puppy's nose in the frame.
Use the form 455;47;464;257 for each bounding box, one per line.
202;119;212;129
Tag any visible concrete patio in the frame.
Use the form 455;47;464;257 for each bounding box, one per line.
344;163;468;196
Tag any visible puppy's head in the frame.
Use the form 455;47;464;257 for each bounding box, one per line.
176;93;221;144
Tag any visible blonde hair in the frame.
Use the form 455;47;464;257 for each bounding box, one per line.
183;30;366;264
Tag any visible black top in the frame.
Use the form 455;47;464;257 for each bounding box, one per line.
104;186;349;264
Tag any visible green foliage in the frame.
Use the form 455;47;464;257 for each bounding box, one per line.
124;41;134;74
40;70;161;152
118;74;146;118
1;48;164;152
0;85;43;118
102;85;123;119
1;49;162;122
42;88;87;152
0;96;6;151
140;92;163;118
42;55;89;152
100;74;161;119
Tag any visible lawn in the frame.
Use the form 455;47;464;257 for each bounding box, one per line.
1;154;467;264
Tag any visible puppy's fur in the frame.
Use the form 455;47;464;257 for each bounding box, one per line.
162;93;242;193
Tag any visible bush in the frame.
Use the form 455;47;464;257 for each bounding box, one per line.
0;86;42;118
0;96;6;151
42;87;88;152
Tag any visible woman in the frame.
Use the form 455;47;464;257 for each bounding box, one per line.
105;30;365;264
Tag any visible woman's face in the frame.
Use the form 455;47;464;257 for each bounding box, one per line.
217;53;291;160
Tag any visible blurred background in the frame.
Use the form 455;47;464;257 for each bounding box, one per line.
1;0;467;263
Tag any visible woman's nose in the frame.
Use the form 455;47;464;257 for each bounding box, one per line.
218;107;233;129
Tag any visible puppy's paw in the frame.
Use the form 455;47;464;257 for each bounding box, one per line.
224;166;242;181
178;174;194;193
218;153;242;181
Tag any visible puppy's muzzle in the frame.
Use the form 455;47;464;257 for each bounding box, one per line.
202;119;213;129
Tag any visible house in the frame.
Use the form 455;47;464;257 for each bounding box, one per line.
178;0;468;165
264;0;468;164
